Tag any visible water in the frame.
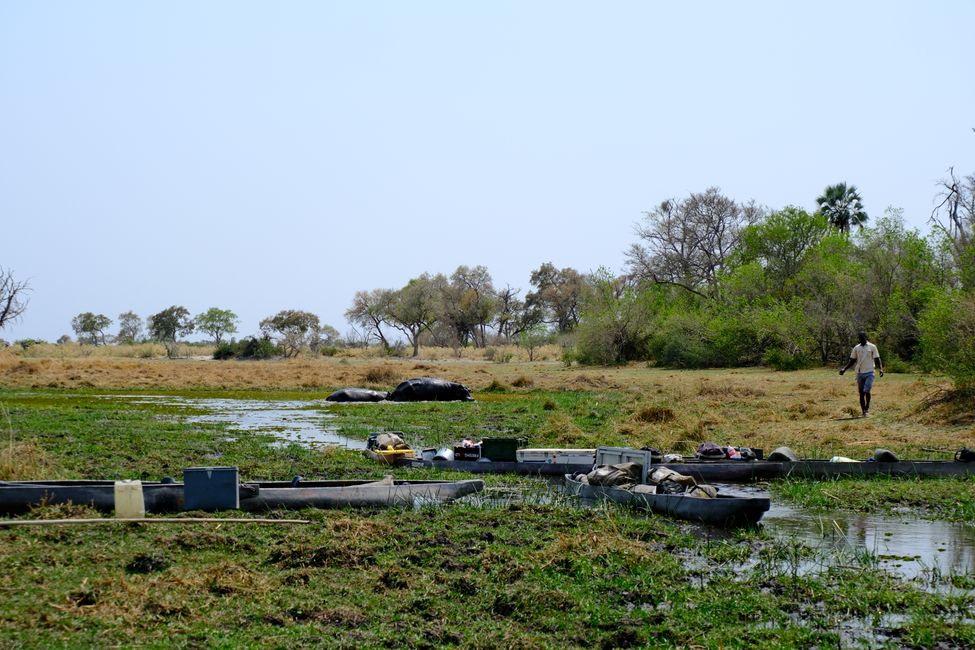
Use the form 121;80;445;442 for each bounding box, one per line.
111;395;366;449
721;483;975;582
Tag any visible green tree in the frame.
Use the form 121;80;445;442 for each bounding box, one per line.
734;207;829;297
574;269;655;365
260;310;320;358
388;273;442;357
71;312;113;345
794;234;863;362
194;307;239;345
857;208;939;360
917;290;975;390
816;182;868;234
440;265;498;348
117;311;143;344
147;306;195;358
526;262;588;333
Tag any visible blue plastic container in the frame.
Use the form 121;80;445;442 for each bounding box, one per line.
183;466;240;511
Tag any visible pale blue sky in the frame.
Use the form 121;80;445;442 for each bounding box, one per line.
2;1;973;343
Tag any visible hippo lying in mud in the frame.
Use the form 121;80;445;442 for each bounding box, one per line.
387;378;474;402
325;388;390;402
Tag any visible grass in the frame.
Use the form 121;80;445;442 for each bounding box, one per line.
2;502;973;649
771;476;975;522
1;356;975;647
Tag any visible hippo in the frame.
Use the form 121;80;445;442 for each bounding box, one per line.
387;377;474;402
325;387;390;402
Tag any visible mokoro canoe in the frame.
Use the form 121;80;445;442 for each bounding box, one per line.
0;478;484;515
564;475;769;527
654;459;975;483
403;458;595;476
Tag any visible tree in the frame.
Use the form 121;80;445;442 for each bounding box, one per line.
194;307;239;345
734;207;830;296
816;182;868;234
71;312;113;345
525;262;588;333
260;310;320;358
626;188;764;298
147;306;195;358
857;209;939;360
117;311;143;344
388;274;442;357
0;267;30;330
440;266;497;348
930;168;975;288
345;289;395;350
494;284;535;341
574;268;655;365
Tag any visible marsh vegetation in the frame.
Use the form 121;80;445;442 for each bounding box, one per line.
1;353;973;647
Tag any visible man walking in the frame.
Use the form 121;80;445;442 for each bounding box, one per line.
840;331;884;417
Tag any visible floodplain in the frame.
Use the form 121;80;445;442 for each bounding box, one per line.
1;350;973;648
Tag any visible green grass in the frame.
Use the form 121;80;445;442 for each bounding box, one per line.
1;389;974;648
3;504;972;649
771;476;975;522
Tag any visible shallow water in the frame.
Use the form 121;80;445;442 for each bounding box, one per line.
108;395;975;582
722;483;975;582
114;395;366;449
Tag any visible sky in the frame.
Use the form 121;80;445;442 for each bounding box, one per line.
2;1;974;344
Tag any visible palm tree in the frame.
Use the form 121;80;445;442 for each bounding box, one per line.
816;183;868;234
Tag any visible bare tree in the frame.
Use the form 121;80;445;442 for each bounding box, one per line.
626;187;764;298
0;267;30;330
931;167;975;288
344;289;395;349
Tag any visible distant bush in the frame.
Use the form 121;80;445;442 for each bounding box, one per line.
213;342;237;360
763;348;814;371
212;336;279;360
363;365;399;384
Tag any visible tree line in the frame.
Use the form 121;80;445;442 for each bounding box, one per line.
2;173;974;391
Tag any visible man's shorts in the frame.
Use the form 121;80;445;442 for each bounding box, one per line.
857;371;875;393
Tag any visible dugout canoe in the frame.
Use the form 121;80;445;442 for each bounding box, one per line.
403;458;596;477
0;478;484;515
564;474;769;527
653;459;975;483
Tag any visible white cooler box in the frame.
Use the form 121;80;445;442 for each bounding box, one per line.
516;448;596;464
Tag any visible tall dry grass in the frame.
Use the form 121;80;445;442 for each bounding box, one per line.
1;348;972;456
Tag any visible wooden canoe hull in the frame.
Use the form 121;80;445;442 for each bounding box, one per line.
564;475;769;527
654;460;975;483
0;479;484;515
403;459;596;476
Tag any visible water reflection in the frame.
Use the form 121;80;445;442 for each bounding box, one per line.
722;483;975;581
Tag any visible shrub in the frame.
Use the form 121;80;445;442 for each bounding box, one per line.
483;379;507;392
511;375;534;388
363;365;399;384
240;336;278;359
763;348;813;371
917;290;975;389
213;342;237;360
